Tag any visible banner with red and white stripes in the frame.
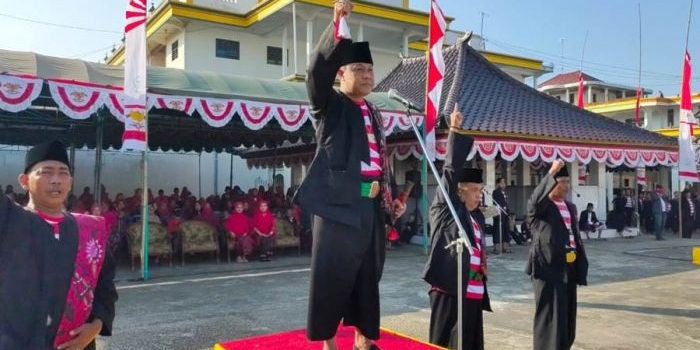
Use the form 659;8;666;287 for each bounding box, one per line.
425;0;446;161
678;50;699;182
122;0;148;151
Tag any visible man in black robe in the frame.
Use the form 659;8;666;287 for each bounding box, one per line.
492;177;512;253
526;160;588;350
0;140;117;350
423;105;492;350
294;2;405;349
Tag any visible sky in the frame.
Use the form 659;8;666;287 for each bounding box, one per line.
0;0;698;96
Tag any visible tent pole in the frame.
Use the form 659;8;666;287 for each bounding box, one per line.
141;113;150;281
229;152;234;188
198;152;202;198
93;110;104;207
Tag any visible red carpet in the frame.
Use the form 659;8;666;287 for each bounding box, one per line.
214;326;445;350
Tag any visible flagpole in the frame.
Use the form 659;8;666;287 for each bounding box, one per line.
679;0;694;238
636;3;642;230
141;118;149;281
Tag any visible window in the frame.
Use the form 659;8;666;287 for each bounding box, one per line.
667;109;674;126
615;91;623;99
569;93;574;103
267;46;283;66
216;39;240;60
171;40;179;60
592;93;597;103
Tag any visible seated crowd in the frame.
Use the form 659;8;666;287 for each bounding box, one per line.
3;183;310;264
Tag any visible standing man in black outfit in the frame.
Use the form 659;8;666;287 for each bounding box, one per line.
525;160;588;350
492;177;512;253
294;1;406;349
423;105;492;350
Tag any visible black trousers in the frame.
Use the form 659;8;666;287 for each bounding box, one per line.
492;215;511;244
428;291;484;350
307;197;385;341
532;265;578;350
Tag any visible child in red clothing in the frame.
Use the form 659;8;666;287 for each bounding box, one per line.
225;202;254;262
251;200;275;261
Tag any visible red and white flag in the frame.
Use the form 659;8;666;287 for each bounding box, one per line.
678;50;699;182
636;167;646;187
425;0;446;161
576;71;585;108
634;87;642;126
122;0;148;151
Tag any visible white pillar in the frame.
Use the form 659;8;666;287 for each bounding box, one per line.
605;166;614;219
306;20;313;68
565;88;571;103
587;85;592;104
357;22;364;41
485;159;497;225
519;158;532;186
485;159;497;195
533;75;538;89
604;87;609;102
402;32;409;57
595;161;608;221
671;166;679;193
292;3;298;75
504;160;514;186
282;27;288;77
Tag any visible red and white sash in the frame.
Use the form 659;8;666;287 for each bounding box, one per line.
553;199;576;249
466;215;484;300
53;214;109;347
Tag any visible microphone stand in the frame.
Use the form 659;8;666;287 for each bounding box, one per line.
404;107;473;350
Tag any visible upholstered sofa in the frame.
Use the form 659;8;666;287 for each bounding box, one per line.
126;222;173;269
178;220;220;265
274;218;300;255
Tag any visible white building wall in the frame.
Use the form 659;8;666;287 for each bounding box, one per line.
167;32;186;69
189;0;259;14
178;20;402;80
0;147;286;200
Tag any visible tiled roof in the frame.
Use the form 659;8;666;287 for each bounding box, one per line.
373;38;675;149
537;70;602;88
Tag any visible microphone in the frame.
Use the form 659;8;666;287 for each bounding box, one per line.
387;89;424;112
572;188;581;198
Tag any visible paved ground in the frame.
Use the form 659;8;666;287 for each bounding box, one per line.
99;232;700;350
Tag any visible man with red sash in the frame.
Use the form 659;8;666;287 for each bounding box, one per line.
423;105;492;350
293;1;405;349
526;160;588;350
0;140;117;350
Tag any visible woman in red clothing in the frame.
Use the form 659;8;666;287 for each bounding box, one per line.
225;201;254;263
252;200;275;262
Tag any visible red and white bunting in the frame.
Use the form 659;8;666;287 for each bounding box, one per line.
239;100;274;130
499;141;519;161
275;104;308;132
425;0;446;161
48;80;104;120
105;91;126;122
395;114;424;132
520;144;539;163
538;145;557;162
678;50;699;182
197;98;236;128
0;75;42;112
380;111;398;136
150;95;195;114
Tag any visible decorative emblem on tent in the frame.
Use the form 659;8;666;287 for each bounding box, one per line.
239;100;273;130
197;98;236;127
539;145;556;162
0;75;42;113
276;105;308;132
48;80;104;120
